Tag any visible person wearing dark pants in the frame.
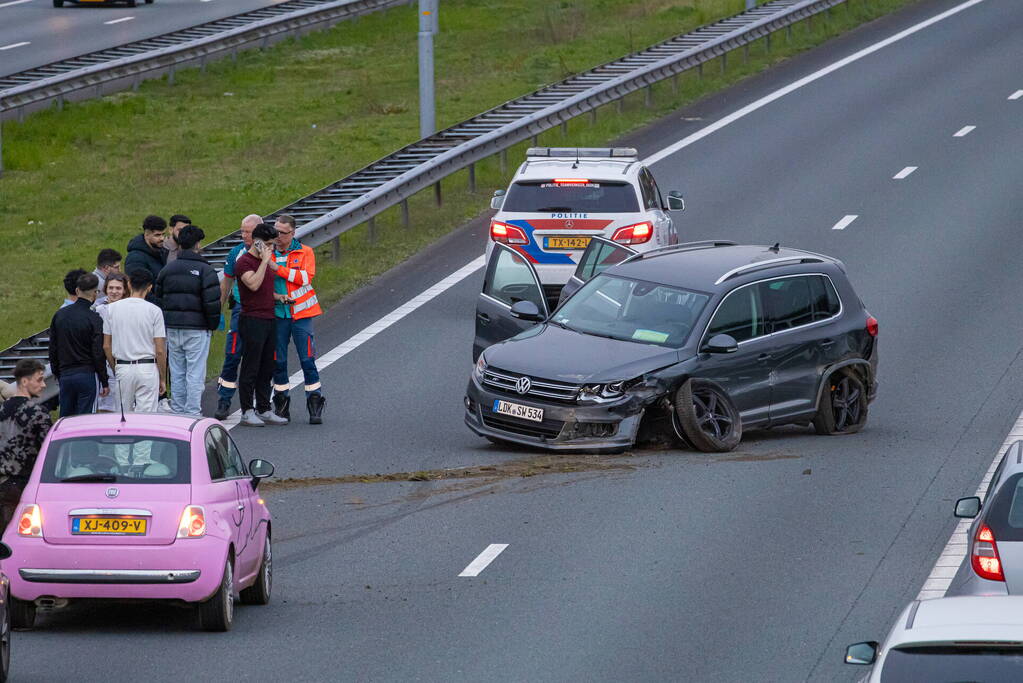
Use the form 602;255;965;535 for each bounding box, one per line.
49;272;109;417
0;359;52;535
235;223;287;427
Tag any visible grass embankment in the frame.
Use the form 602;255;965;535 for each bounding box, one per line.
0;0;914;370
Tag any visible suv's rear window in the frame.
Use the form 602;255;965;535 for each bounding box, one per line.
503;180;640;213
880;645;1023;681
41;436;190;484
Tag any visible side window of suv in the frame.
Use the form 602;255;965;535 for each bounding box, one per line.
484;247;546;312
638;169;660;210
809;275;841;320
760;277;814;332
576;240;634;282
706;285;766;343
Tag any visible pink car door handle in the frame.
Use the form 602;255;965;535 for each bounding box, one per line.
237;504;244;511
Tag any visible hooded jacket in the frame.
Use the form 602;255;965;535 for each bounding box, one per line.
123;233;167;282
154;250;221;330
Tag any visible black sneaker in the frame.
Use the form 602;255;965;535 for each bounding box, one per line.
214;399;231;421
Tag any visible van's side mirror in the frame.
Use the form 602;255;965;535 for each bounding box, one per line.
249;458;275;489
667;191;685;211
844;641;878;665
510;300;543;322
491;190;506;210
702;334;738;354
954;496;981;518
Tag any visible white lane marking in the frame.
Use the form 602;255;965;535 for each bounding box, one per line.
104;16;134;25
0;0;34;8
0;41;29;50
892;166;917;180
1009;90;1023;101
643;0;986;166
916;415;1023;600
222;256;486;429
953;125;976;137
458;544;509;577
831;215;858;231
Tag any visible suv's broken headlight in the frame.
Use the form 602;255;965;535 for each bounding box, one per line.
474;355;487;382
578;381;626;402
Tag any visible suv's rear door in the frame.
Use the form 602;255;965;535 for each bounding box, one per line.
474;244;549;360
558;237;637;305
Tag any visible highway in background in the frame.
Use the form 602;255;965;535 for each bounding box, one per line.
0;0;295;77
11;0;1023;679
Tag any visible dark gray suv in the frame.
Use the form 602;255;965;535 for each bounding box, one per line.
465;239;878;452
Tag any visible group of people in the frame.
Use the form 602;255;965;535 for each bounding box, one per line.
7;212;326;427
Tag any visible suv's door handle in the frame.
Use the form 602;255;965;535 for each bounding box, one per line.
820;339;835;348
477;312;491;325
757;353;771;362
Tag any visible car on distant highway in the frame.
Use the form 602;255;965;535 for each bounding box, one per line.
947;440;1023;596
486;147;685;309
1;413;274;631
467;239;878;452
845;596;1023;681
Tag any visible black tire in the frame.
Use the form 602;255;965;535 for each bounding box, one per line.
239;534;272;605
0;589;10;682
126;0;136;6
673;379;742;453
813;370;868;435
52;0;64;6
9;598;34;631
145;0;153;3
198;558;234;632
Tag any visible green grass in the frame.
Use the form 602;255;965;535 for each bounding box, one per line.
0;0;915;367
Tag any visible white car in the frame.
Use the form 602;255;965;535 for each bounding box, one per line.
845;596;1023;681
486;147;684;307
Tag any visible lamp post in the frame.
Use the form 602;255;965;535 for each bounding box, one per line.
418;0;438;139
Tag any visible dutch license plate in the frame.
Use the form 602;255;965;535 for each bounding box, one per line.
72;517;147;535
493;399;543;423
544;236;591;250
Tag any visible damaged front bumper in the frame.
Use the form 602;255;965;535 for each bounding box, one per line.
464;376;661;452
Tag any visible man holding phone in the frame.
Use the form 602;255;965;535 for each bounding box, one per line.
269;214;325;424
235;223;288;427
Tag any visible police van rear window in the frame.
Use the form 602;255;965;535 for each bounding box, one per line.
503;180;640;213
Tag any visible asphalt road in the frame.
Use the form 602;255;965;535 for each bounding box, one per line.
11;0;1023;680
0;0;293;77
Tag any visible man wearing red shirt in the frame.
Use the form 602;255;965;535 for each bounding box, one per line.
235;223;288;427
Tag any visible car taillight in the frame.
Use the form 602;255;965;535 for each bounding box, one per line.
866;316;878;337
971;524;1004;582
611;221;653;245
490;220;528;245
177;506;206;538
17;505;42;537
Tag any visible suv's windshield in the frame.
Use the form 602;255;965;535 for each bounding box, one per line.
41;436;191;484
552;274;709;348
503;180;640;213
880;645;1023;682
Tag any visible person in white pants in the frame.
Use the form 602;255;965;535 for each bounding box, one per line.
102;269;167;413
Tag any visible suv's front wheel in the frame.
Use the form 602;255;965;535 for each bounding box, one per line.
813;370;868;435
673;379;742;452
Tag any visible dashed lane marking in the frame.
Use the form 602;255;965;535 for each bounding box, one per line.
1009;90;1023;101
953;125;976;137
0;41;29;50
831;215;858;231
104;16;134;25
458;544;509;577
893;166;917;180
0;0;34;8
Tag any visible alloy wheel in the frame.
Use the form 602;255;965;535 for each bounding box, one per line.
693;389;734;440
831;377;862;431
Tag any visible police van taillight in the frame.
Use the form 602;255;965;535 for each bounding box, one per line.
611;221;653;245
490;221;529;245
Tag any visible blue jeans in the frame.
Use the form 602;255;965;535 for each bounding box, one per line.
217;307;242;402
58;370;97;417
273;317;321;397
167;328;212;415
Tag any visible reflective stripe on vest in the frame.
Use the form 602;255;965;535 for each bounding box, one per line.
293;295;319;314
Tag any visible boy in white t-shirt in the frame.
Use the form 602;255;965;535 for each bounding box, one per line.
102;270;167;413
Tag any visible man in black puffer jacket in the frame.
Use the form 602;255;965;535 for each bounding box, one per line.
124;215;168;284
154;225;220;415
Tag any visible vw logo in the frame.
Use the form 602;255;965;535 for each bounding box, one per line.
565;220;574;229
105;487;119;499
516;376;532;395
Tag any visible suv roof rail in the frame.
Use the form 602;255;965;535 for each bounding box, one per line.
526;147;638;160
624;240;737;263
714;256;826;285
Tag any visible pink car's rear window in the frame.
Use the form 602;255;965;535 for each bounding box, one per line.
40;436;191;485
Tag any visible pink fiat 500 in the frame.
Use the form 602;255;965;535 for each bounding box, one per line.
1;413;274;631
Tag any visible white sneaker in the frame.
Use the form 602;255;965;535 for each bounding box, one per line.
240;410;265;427
257;410;288;425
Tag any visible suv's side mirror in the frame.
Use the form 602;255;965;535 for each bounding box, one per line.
845;642;878;665
249;458;275;489
954;496;981;518
666;191;685;211
702;334;738;354
491;189;506;210
510;300;544;322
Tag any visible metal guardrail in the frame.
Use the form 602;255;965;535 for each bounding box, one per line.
0;0;847;385
0;0;404;122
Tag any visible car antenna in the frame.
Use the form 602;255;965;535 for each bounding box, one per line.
769;242;780;253
119;395;126;425
572;148;579;169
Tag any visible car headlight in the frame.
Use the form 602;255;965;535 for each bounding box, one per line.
577;381;626;403
474;354;487;382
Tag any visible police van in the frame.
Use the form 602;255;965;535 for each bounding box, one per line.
486;147;685;308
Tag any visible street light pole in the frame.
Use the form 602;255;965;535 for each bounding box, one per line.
746;0;755;9
418;0;437;139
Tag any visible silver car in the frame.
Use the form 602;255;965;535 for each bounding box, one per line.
845;596;1023;681
947;440;1023;595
